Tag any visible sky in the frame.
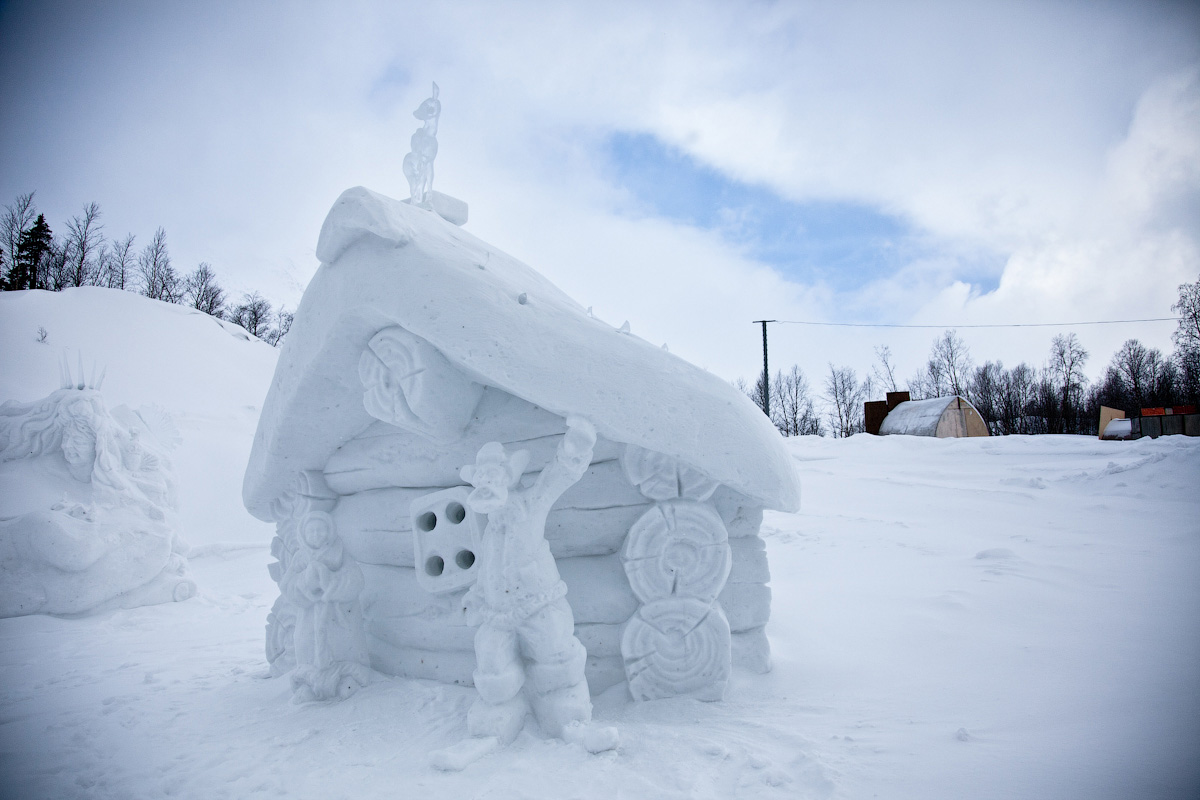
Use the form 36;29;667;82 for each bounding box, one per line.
2;0;1198;391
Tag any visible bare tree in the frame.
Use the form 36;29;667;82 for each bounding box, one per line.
909;330;974;399
773;365;823;436
932;330;973;396
138;227;180;302
968;360;1005;434
1047;333;1089;433
747;370;768;416
2;192;37;287
230;291;274;338
263;305;294;347
871;344;900;394
1173;274;1200;405
824;363;865;438
63;202;105;287
1111;339;1154;409
1172;274;1200;355
183;262;226;316
43;236;71;291
101;233;136;289
997;362;1038;434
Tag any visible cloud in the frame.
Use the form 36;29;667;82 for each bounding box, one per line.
2;0;1198;389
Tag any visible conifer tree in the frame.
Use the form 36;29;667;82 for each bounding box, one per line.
1;192;37;289
11;214;53;290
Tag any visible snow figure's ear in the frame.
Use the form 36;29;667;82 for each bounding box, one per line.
432;82;439;99
507;450;531;486
460;463;475;484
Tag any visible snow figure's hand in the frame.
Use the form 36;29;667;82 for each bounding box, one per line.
562;416;597;466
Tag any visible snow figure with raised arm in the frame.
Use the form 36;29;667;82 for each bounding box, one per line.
431;416;619;770
402;82;440;207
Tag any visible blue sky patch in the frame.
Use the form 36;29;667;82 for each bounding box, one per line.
603;132;1001;294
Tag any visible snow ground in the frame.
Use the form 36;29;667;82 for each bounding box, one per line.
2;289;1199;799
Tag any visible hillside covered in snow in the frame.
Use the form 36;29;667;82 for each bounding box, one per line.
0;288;278;551
0;288;1197;799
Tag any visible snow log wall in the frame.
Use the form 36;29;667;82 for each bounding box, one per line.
274;387;773;699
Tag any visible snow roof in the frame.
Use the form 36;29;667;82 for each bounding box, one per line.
878;396;976;437
243;187;799;519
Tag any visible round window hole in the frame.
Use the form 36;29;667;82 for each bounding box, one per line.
425;555;445;577
455;549;476;570
417;511;437;532
445;502;466;524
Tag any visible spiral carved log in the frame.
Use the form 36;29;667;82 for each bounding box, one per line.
621;500;731;608
621;599;731;701
620;497;733;700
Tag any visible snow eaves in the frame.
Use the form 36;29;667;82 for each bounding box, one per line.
243;187;799;518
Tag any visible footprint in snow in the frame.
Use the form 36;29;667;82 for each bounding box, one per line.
973;548;1025;576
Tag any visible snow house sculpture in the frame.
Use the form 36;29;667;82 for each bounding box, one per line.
242;187;800;704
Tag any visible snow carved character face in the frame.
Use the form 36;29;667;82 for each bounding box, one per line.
466;462;510;515
58;401;99;482
461;443;530;517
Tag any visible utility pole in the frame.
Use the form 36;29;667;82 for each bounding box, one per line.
752;320;776;418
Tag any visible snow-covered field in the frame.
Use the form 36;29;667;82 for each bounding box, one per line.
1;289;1198;799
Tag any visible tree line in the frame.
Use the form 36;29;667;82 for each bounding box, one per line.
1;192;293;345
742;275;1200;438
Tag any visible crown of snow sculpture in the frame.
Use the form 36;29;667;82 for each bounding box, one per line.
0;358;195;617
243;187;799;713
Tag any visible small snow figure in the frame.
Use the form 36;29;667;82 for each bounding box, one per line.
431;416;618;770
402;82;441;207
281;510;371;703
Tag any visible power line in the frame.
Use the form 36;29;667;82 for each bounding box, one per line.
764;317;1180;330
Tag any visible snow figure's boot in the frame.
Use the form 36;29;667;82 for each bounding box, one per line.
526;634;587;723
431;662;529;771
527;636;587;692
467;651;529;744
536;681;619;753
467;692;530;745
526;636;617;753
473;652;526;707
562;719;620;754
